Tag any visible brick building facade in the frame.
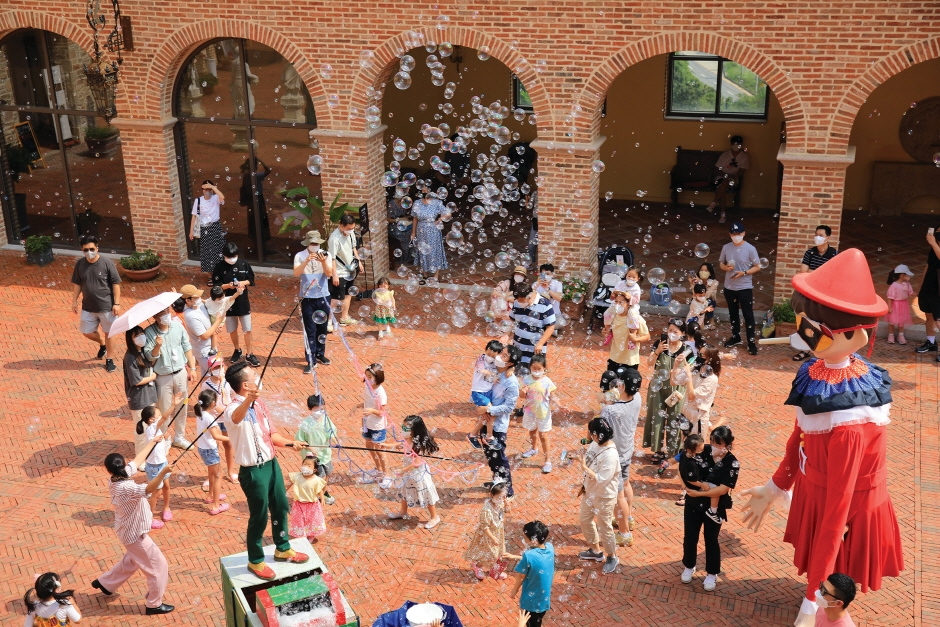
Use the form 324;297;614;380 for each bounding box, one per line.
1;3;938;300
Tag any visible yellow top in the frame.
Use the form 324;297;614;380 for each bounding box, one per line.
289;472;326;502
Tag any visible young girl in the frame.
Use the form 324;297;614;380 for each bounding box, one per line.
372;277;397;338
885;264;915;344
360;363;391;488
194;389;230;515
684;321;706;358
463;483;509;580
286;453;328;543
23;572;81;627
688;263;719;328
686;284;715;326
520;355;557;474
389;415;441;529
614;266;644;305
202;356;236;483
135;407;172;527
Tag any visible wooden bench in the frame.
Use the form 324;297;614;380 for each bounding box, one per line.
670;146;741;211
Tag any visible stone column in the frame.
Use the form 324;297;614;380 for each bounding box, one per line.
310;125;389;282
774;144;856;302
111;117;189;263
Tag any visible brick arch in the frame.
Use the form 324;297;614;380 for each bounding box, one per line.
0;10;96;59
144;20;329;125
348;26;550;135
576;32;807;150
831;36;940;150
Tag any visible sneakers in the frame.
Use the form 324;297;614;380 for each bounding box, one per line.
521;448;538;459
705;508;723;524
541;462;553;473
303;364;313;374
316;355;331;366
578;549;605;562
916;340;937;353
467;435;482;449
324;494;336;505
718;213;727;224
898;333;907;345
273;548;309;564
379;477;393;489
615;532;634;547
724;336;742;348
172;437;192;450
96;345;107;359
887;333;895;344
681;566;696;583
245;354;261;367
230;348;244;362
747;342;758;356
703;574;718;591
104;358;116;372
602;555;620;574
339;317;356;326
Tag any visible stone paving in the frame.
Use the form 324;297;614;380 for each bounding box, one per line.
0;251;934;627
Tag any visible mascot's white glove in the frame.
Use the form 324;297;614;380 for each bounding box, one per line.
794;597;818;627
740;478;791;532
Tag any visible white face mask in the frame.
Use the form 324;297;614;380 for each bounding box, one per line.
494;356;506;368
814;589;829;609
814;235;827;246
624;279;637;287
300;466;315;477
210;368;221;377
308;244;319;252
225;256;238;265
696;296;706;303
513;274;525;283
133;335;147;347
731;235;744;244
84;250;97;261
699;270;710;280
190;298;202;308
158;313;171;325
530;370;544;379
484;355;495;364
614;304;626;314
668;332;682;342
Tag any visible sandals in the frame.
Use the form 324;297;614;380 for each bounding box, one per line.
204;493;227;504
792;350;810;361
472;566;486;580
209;503;230;515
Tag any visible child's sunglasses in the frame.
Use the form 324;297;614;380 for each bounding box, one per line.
795;313;877;352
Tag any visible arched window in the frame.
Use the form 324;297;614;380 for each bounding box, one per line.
174;39;317;265
0;29;134;249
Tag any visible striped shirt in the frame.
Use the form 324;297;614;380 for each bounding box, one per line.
109;462;153;545
511;296;557;363
801;246;838;271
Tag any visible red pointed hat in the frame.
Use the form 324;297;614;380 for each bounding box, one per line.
791;248;888;317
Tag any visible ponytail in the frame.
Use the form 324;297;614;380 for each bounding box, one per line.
25;573;74;614
196;389;218;419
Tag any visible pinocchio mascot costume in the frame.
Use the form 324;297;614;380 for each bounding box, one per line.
742;249;903;626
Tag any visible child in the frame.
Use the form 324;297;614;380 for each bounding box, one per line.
463;482;509;580
372;277;397;338
885;264;914;344
678;434;720;522
613;266;644;306
505;520;555;627
519;355;557;473
204;284;243;351
389;415;441;529
194;389;230;515
136;406;172;528
360;363;392;488
202;355;236;484
286;452;328;543
684;321;706;358
688;263;719;328
468;340;504;449
23;572;81;627
296;394;337;505
686;283;714;326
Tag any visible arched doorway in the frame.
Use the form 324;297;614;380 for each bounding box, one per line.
173;38;318;265
0;28;134;249
378;41;538;284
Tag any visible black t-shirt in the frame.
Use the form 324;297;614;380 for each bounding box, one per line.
211;259;255;316
684;445;739;513
71;256;121;312
919;249;940;298
679;449;707;488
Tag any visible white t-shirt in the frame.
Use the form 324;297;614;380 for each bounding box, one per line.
192;194;222;223
183;305;213;359
471;354;496;393
205;295;235;318
144;424;169;465
363;383;388;431
533;279;563;317
196;411;220;450
25;599;81;627
328;228;358;279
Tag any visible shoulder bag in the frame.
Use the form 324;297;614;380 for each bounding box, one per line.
192;197;202;238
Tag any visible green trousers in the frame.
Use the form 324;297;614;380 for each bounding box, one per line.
239;459;291;564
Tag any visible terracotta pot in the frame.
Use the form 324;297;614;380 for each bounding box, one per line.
122;263;161;282
85;133;120;158
775;321;797;338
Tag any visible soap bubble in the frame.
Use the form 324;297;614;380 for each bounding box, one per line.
359;50;375;68
176;472;189;484
394;72;412;90
436;323;451;337
604;191;613;201
701;365;714;378
495;252;510;268
933;152;940;166
650;380;663;393
673;369;688;386
439;42;453;57
647;267;666;284
306;155;322;175
313;310;327;324
348;286;360;297
694;243;710;258
668;300;682;314
477;46;491;61
399;55;416;71
643;233;652;244
571;292;584;304
320;64;333;79
591;160;605;173
759;257;770;269
580;222;595;237
636;190;647;197
445;230;463;249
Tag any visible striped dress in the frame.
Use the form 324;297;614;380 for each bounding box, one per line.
510;296;557;364
110;462;154;545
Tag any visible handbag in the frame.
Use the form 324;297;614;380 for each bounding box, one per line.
192;197;202;238
664;390;683;407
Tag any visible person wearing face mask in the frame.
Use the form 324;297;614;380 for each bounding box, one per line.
603;291;650;382
410;185;449;284
123;325;157;433
212;242;258;366
686;283;715;326
643;319;692;462
71;235;123;372
190;180;226;276
491;266;529;322
180;284;225;375
510;283;556;365
328;214;364;324
144;306;197;449
294;231;335;373
793;225;839;360
532;263;563;324
814;573;857;627
479;346;522;498
706;135;748;224
687;263;719;328
719;221;761;355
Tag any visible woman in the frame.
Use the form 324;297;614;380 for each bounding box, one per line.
915;227;940;354
603;290;650;382
682;346;722;436
411;188;448;283
643;318;692;462
576;417;621;575
124;326;157;453
190;180;226;278
491;266;528;322
92;449;175;615
688;262;719;328
680;426;739;593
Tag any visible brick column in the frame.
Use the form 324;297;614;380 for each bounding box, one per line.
529;137;606;282
774;144;856;302
310;126;389;282
112;117;188;263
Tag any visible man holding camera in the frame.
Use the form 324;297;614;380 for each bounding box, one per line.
328;215;362;326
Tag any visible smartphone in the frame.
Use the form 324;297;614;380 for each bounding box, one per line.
929;228;935;236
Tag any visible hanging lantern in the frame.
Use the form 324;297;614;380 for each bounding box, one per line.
81;0;126;124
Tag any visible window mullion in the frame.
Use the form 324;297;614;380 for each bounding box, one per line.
715;59;723;117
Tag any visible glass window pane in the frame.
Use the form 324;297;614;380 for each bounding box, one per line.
176;40;247;120
244;41;315;124
1;30;52;108
670;59;718;114
673;51;716;57
719;62;768;115
46;33;95;111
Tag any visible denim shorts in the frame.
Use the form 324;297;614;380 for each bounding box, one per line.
471;390;493;406
198;447;221;466
145;461;167;489
362;428;387;443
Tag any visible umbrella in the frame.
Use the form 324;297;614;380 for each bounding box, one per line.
108;291;181;337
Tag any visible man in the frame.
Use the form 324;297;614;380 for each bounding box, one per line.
792;225;839;360
180;284;225;374
145;306;196;448
294;230;334;373
718;221;761;355
70;235;122;372
707;135;749;224
511;283;556;366
328;214;362;326
814;573;857;627
212;242;258;366
223;362;310;580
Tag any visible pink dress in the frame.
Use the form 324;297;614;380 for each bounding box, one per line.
884;281;913;326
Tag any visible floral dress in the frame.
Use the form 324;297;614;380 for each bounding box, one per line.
372;288;397;324
412;198;449;274
463;498;506;568
642;340;691;455
399;451;440;508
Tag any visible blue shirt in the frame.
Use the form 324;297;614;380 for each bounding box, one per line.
487;372;519;433
514;543;555;613
293;250;331;299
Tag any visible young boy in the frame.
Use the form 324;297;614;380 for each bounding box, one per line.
467;340;503;449
296;394;337;505
600;370;643;547
204;284;244;351
679;434;720;522
519;355;557;473
686;283;714;325
506;520;555;627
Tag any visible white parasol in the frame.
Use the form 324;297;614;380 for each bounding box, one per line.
108;291;181;337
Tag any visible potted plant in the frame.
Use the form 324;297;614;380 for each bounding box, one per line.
119;249;162;281
24;234;53;266
561;275;589;321
278;188;353;235
85;124;120;158
199;72;219;94
773;301;797;337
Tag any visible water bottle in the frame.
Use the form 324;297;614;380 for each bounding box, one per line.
560;449;569;465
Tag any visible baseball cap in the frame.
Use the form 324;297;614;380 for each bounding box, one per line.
179;284;204;299
729;221;745;234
